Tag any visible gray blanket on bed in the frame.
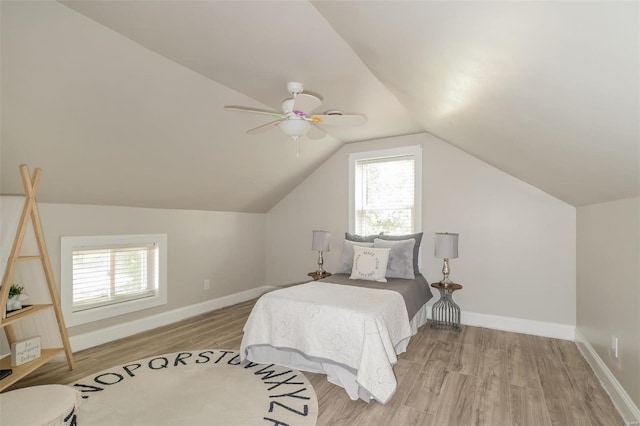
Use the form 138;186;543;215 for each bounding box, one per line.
319;273;433;320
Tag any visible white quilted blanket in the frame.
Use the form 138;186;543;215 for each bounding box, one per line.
240;282;413;404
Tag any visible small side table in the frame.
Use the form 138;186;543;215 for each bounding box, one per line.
308;271;332;281
430;282;463;333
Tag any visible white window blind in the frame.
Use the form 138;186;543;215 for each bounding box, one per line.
61;234;167;327
354;154;416;235
71;243;159;312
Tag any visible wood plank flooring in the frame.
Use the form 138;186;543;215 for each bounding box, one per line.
7;299;624;426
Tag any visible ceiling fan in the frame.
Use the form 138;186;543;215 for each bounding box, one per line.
224;82;367;146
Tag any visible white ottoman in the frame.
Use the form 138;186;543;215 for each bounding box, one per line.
0;384;80;426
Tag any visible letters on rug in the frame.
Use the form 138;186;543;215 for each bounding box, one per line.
73;349;318;426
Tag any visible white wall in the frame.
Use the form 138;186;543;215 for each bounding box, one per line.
3;202;266;338
266;133;576;330
577;196;640;410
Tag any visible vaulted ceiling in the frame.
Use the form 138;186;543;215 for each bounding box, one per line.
1;1;638;212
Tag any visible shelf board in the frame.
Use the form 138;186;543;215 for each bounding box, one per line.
1;304;53;327
16;255;43;261
0;348;64;391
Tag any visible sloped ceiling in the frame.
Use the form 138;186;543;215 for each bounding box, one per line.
313;1;639;206
1;1;638;212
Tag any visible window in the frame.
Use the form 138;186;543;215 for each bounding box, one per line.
61;234;167;326
349;145;422;235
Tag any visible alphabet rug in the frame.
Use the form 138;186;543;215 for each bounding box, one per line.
72;349;318;426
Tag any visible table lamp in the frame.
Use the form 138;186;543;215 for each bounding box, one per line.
434;232;459;285
312;230;331;274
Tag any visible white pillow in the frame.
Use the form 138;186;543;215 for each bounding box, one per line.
374;238;415;279
336;240;374;274
349;245;390;282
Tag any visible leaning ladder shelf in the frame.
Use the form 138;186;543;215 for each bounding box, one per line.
0;165;74;391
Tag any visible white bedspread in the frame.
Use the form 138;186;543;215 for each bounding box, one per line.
240;282;414;404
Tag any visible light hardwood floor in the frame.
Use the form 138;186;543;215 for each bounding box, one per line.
9;299;624;426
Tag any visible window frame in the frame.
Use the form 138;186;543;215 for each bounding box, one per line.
348;145;422;234
61;234;167;327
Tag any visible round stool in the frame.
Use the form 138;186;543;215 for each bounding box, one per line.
0;384;80;426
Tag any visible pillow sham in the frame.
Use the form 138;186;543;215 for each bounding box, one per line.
336;240;374;274
374;238;415;279
345;232;383;243
379;232;423;275
349;245;390;282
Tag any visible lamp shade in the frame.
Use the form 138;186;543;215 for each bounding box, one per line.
434;232;459;259
279;119;311;137
312;230;331;252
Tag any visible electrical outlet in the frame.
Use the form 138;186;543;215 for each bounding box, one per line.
612;335;619;358
203;279;210;290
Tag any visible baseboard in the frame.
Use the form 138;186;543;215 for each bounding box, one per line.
69;288;572;350
69;285;275;352
426;305;576;341
63;292;571;354
575;330;640;425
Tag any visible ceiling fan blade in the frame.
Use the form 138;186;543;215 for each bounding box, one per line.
307;123;327;140
292;93;322;115
225;106;282;118
313;114;367;126
246;119;283;135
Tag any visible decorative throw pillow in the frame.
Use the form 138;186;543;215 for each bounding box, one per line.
349;245;390;282
379;232;423;275
374;238;415;279
345;232;383;243
336;240;374;274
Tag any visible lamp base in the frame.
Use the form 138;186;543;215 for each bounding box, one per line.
439;278;454;287
440;258;453;286
316;251;325;275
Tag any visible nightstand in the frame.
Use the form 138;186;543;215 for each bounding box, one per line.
307;271;332;281
430;282;463;333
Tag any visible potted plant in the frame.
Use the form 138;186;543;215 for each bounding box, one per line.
7;284;29;311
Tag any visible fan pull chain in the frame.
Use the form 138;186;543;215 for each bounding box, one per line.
294;136;300;157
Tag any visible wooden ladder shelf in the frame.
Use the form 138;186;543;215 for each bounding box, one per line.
0;165;74;391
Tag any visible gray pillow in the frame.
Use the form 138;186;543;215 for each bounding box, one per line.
378;232;423;275
345;232;383;243
374;238;415;279
336;240;374;274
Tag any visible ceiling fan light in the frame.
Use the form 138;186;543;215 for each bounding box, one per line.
279;119;310;137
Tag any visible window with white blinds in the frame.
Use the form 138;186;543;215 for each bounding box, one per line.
349;146;422;235
61;234;167;327
71;243;158;312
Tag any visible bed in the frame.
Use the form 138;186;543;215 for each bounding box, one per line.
240;272;432;404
